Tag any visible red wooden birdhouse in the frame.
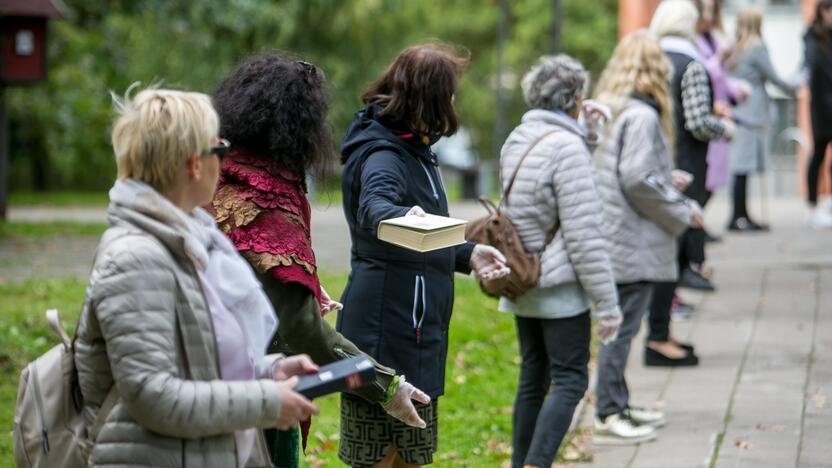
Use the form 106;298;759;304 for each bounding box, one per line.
0;0;65;84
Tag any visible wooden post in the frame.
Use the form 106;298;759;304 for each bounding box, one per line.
0;86;7;220
551;0;562;53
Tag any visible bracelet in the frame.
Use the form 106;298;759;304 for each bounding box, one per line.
381;375;401;406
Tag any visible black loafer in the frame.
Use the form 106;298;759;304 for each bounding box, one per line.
728;217;770;232
644;347;699;367
679;268;715;291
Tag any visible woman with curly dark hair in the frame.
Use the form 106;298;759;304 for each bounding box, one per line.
337;44;509;468
211;52;430;468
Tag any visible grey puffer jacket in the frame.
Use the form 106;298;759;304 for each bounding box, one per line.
595;98;694;284
500;109;619;317
74;194;281;467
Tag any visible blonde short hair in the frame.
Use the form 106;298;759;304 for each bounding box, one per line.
650;0;699;40
111;86;219;192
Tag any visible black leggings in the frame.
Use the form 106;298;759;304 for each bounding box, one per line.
808;135;832;205
731;174;749;221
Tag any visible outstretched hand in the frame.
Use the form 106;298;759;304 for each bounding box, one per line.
470;244;511;281
381;376;432;428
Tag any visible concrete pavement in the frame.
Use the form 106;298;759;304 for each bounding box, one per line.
581;194;831;468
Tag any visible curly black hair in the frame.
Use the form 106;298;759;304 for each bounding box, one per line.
213;52;332;178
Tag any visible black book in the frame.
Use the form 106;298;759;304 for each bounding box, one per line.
295;355;376;399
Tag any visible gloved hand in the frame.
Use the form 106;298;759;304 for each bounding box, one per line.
470;244;511;281
319;286;343;317
406;205;426;217
596;309;623;345
381;376;432;428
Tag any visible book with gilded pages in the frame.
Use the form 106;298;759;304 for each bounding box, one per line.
377;213;468;252
295;356;376;399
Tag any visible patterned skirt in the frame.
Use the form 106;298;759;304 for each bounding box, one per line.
338;392;438;467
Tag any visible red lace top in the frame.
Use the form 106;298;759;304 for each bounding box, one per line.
212;148;322;304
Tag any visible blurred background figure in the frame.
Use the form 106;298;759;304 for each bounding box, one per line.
804;0;832;229
646;0;734;366
727;6;800;232
593;29;701;445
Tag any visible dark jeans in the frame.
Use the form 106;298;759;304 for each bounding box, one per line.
512;312;590;468
808;135;832;205
648;281;676;342
596;283;654;420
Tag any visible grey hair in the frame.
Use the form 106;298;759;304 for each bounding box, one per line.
521;54;589;113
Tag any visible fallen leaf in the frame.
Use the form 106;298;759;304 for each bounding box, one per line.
653;400;666;409
454;374;467;384
735;438;753;450
772;425;785;433
756;423;769;431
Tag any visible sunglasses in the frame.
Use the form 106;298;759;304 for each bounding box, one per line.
201;138;231;159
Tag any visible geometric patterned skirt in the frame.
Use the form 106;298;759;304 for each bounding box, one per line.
338;392;439;467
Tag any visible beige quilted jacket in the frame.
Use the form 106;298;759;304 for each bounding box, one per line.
74;198;281;467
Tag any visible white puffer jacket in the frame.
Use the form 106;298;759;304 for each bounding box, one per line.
500;109;619;318
595;99;694;284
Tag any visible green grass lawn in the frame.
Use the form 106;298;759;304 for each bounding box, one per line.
0;273;590;466
8;191;110;207
0;221;108;239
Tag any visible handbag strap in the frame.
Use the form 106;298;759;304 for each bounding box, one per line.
499;130;561;246
501;131;557;206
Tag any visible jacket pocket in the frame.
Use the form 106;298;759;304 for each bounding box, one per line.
411;275;427;344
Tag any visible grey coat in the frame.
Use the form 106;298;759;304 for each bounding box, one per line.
75;200;282;467
595;99;694;284
729;43;796;174
500;109;620;318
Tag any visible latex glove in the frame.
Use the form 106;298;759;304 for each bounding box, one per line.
272;354;319;381
320;286;343;317
470;244;511;281
406;205;426;217
582;99;612;130
382;376;432;428
596;310;622;345
689;201;704;228
275;376;319;430
671;170;693;192
720;118;736;140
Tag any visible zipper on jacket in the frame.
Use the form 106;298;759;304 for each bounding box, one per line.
29;363;50;453
418;160;440;201
411;275;427;343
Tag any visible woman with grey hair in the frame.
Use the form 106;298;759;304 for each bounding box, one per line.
498;54;622;468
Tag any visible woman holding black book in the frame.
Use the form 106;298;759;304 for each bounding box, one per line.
338;43;509;467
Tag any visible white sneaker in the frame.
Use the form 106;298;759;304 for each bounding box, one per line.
593;413;657;446
808;206;832;230
623;407;666;428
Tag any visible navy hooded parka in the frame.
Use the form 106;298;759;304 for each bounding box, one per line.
337;104;475;398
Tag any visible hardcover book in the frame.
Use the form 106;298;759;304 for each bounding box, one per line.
377;213;467;252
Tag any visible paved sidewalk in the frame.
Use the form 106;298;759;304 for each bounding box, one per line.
580;195;831;468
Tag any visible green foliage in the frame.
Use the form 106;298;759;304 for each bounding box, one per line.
7;0;618;191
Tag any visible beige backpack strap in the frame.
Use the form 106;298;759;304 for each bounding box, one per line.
45;309;72;351
88;386;118;442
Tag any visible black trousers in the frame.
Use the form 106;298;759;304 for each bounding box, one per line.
512;312;590;468
731;174;749;221
680;151;709;268
808;135;832;205
648;281;675;342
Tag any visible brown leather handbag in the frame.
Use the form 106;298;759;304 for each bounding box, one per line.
465;132;559;300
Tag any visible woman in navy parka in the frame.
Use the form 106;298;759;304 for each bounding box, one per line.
336;44;509;467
